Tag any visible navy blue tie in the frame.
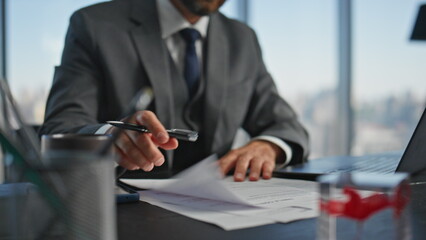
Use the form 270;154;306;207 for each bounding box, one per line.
180;28;201;98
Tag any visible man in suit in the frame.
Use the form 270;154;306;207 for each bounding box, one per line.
40;0;309;181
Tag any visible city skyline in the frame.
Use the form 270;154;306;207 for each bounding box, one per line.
13;82;424;159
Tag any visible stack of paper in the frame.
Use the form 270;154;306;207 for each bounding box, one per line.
121;155;319;230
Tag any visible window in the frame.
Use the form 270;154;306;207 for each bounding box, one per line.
7;0;109;124
250;0;426;158
250;0;338;158
352;0;426;155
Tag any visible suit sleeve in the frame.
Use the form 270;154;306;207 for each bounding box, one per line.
242;29;309;165
39;11;105;136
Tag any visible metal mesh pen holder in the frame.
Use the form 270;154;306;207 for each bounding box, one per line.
39;151;116;240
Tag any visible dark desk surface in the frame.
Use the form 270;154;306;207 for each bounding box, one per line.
117;173;426;240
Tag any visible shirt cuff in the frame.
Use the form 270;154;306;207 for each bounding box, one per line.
95;124;113;134
251;135;293;169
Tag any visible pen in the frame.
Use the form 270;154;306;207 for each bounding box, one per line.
107;121;198;142
99;88;154;180
98;88;154;155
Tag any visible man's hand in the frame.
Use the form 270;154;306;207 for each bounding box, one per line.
111;110;178;171
218;140;284;182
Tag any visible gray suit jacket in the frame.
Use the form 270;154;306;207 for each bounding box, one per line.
40;0;309;166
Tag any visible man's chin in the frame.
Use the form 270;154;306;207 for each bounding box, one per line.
180;0;226;16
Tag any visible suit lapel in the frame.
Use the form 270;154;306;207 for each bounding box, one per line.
128;0;174;128
204;13;229;153
128;2;229;154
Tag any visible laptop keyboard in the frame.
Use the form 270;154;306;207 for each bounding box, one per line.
326;155;400;174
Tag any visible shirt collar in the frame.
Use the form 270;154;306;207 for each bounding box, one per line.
157;0;209;40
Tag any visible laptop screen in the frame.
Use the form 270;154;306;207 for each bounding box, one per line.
396;108;426;174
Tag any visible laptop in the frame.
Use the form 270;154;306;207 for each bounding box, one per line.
274;107;426;179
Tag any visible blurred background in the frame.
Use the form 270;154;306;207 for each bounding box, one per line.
2;0;426;159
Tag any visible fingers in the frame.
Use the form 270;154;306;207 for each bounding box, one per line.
233;156;275;182
233;154;251;182
261;161;274;180
115;147;139;170
136;111;169;144
248;158;262;181
114;130;164;171
134;110;179;150
114;110;179;172
218;141;278;182
133;132;165;166
219;151;238;177
154;137;179;150
121;110;179;151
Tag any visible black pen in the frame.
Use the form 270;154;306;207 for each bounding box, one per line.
107;121;198;142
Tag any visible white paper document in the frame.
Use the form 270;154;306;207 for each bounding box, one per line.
121;155;319;230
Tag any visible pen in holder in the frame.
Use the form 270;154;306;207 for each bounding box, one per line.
317;172;411;240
